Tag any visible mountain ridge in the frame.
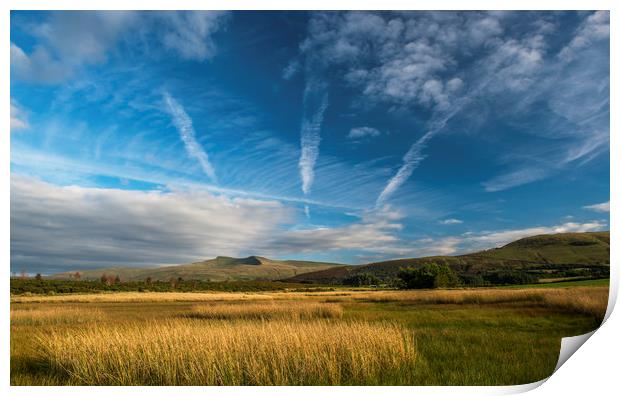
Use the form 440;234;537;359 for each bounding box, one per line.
51;231;610;283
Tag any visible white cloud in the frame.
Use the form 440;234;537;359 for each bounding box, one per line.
10;100;29;130
158;11;229;61
34;11;137;65
282;59;300;80
465;221;606;248
11;12;137;83
268;206;407;255
10;42;71;84
559;11;609;62
10;176;610;271
298;81;329;195
412;237;463;256
11;11;229;84
348;126;381;139
10;176;291;271
163;92;217;182
440;218;462;225
583;201;610;213
10;177;412;271
299;12;509;110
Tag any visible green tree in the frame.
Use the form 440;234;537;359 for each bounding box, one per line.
398;263;460;289
343;272;381;286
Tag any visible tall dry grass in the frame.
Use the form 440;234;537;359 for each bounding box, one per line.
37;319;416;385
186;301;343;320
11;291;279;304
541;288;608;321
10;306;104;326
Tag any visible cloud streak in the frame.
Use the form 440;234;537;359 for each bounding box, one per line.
298;81;329;195
163;92;217;182
376;131;432;206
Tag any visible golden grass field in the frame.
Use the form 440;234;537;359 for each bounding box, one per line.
39;318;413;385
186;301;344;320
10;284;609;386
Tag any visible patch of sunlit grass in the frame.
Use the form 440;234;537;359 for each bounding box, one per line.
37;319;415;385
186;301;343;320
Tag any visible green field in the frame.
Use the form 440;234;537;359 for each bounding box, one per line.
11;283;608;386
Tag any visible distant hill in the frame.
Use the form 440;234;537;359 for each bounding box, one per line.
52;256;344;282
286;231;610;284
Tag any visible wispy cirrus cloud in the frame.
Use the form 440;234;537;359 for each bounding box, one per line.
163;91;217;182
583;201;609;213
483;167;549;192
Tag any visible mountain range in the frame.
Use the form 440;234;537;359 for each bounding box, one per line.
52;231;610;283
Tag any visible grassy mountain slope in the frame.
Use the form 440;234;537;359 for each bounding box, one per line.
287;231;610;284
52;256;344;282
475;232;609;264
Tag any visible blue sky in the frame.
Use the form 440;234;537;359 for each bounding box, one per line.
10;11;610;273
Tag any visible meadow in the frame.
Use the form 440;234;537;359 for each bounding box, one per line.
10;281;609;386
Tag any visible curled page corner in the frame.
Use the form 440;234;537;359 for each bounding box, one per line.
516;330;600;395
553;280;617;374
554;330;596;373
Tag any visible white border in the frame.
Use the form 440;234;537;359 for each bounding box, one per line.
3;1;617;395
